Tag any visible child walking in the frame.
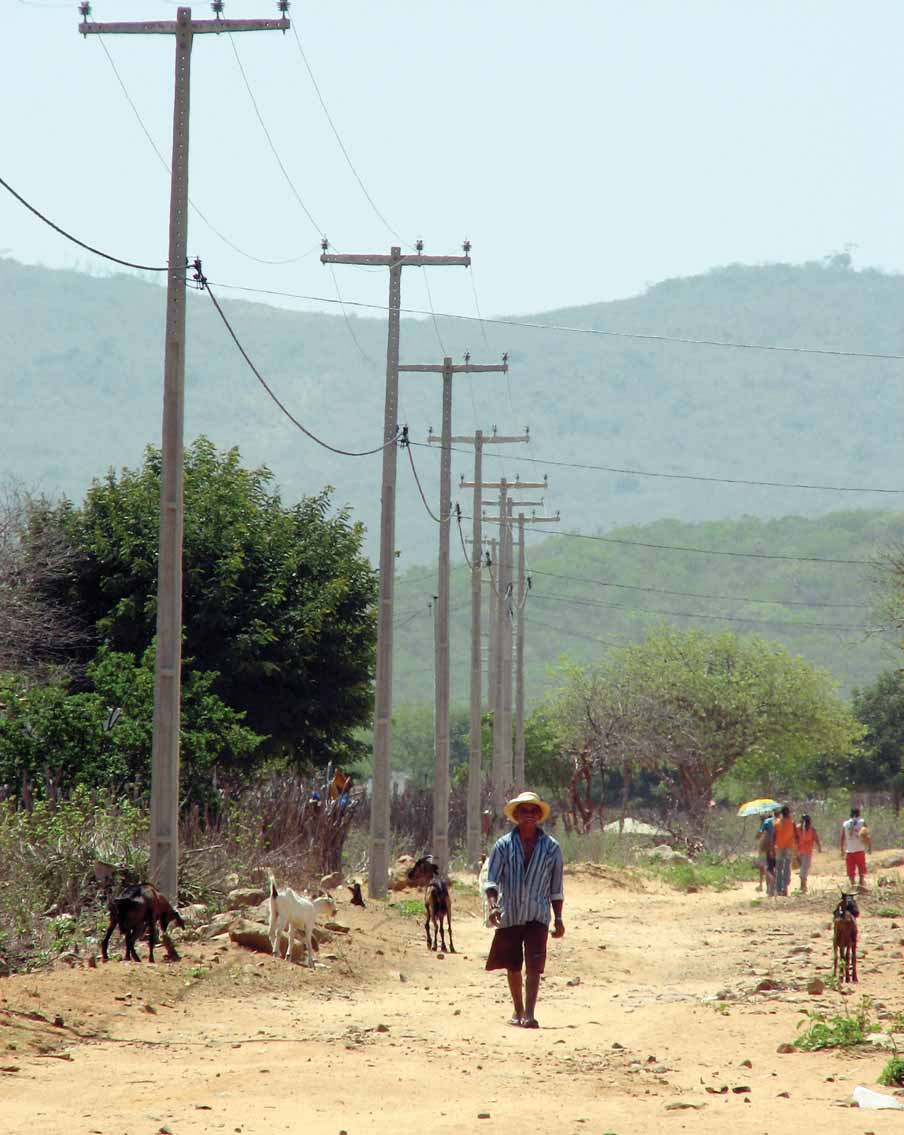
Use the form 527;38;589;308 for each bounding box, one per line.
797;814;822;893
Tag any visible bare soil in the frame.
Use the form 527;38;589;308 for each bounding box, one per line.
4;851;904;1134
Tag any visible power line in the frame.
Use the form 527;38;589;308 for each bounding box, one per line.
95;36;317;267
496;525;875;566
227;31;323;237
204;280;904;362
530;591;877;633
0;174;167;272
201;272;398;457
527;612;625;650
528;567;873;610
290;24;409;247
403;435;447;524
413;439;904;496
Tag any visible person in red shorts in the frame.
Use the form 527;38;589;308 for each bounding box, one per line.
841;807;871;889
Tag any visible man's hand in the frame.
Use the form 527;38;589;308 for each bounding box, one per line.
551;918;565;939
488;905;502;928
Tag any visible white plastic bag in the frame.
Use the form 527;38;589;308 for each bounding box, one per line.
851;1085;904;1110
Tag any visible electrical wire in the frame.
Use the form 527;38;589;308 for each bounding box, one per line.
95;37;316;267
403;438;448;524
407;440;904;496
530;591;877;633
481;522;876;566
0;174;167;272
290;23;410;248
455;506;474;569
201;273;399;457
527;613;625;650
202;280;904;362
422;267;448;356
527;568;873;610
227;32;324;238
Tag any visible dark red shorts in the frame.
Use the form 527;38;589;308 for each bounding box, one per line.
485;920;549;974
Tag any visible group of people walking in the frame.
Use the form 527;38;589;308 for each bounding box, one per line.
755;805;871;896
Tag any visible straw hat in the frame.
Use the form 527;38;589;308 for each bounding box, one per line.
503;791;551;825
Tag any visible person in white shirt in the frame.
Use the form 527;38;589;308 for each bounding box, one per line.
841;807;872;889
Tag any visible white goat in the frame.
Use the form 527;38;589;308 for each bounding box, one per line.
268;878;337;967
478;854;490;927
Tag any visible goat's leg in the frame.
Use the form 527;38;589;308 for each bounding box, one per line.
446;910;455;954
285;925;294;962
437;914;447;953
833;937;838;979
126;928;141;962
147;915;157;963
852;935;858;982
305;927;315;969
101;916;116;963
424;907;433;950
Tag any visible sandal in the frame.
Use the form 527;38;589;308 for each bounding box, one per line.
508;1015;523;1026
522;1017;539;1029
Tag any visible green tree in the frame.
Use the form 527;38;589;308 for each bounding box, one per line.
32;439;377;768
849;670;904;809
0;647;261;803
545;625;860;818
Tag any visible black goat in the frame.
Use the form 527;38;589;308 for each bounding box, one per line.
833;891;859;983
348;881;366;908
406;855;455;954
101;883;185;963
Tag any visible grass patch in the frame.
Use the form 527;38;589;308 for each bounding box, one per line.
878;1056;904;1087
387;899;423;918
875;907;901;918
642;852;751;892
793;998;879;1051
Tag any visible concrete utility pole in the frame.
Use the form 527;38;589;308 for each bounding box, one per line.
456;430;528;867
510;510;560;790
322;243;470;898
480;496;542;796
79;1;289;900
487;538;498;716
476;477;545;816
399;358;508;876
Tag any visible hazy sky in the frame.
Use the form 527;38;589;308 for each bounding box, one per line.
3;0;902;324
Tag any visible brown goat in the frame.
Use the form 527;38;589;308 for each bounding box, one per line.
406;855;455;954
101;883;185;963
832;892;859;983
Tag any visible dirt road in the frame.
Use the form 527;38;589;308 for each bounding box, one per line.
4;854;904;1135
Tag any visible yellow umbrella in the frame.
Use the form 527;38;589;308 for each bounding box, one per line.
737;798;782;817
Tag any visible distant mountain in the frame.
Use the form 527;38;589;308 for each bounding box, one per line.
393;509;903;706
3;255;903;703
3;255;904;564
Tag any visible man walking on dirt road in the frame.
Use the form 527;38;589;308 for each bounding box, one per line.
841;807;872;889
484;791;564;1029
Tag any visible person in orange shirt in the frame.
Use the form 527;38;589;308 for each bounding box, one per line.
773;806;798;897
796;814;822;893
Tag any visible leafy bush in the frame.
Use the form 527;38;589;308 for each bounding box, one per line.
878;1056;904;1087
794;998;879;1050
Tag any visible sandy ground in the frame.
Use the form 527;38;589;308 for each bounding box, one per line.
4;852;904;1135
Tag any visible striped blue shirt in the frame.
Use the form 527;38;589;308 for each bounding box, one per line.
484;827;564;928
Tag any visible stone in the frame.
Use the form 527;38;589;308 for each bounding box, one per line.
755;978;785;992
179;903;208;925
226;887;267;910
388;855;418;891
228;918;330;962
807;978;826;995
325;921;350;934
204;912;239;939
776;1043;795;1054
566;976;582;987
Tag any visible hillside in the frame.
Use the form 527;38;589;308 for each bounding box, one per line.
3;255;904;568
393;509;904;705
3;255;904;703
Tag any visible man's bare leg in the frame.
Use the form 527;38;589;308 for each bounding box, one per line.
524;971;541;1024
507;970;524;1023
